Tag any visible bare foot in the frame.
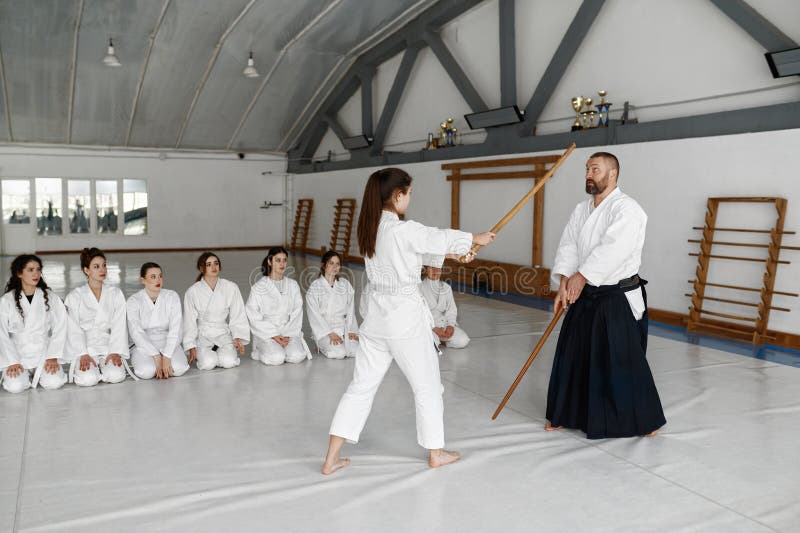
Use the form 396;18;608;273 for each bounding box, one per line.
429;449;461;468
544;421;564;431
322;457;351;475
641;430;658;437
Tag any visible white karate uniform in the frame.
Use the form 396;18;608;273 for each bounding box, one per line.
420;278;469;349
306;276;359;359
246;276;311;365
64;284;131;386
358;282;372;322
552;187;647;320
0;289;68;393
183;278;250;370
126;289;189;380
330;210;472;449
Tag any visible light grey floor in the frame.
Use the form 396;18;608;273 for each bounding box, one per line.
1;252;798;532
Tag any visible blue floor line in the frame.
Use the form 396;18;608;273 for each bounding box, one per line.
322;253;800;369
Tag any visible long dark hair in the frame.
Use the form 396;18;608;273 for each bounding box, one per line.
357;168;412;258
320;250;342;279
262;246;289;276
5;254;51;318
140;262;162;278
196;252;221;282
80;247;106;274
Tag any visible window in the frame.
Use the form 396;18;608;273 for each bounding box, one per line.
123;179;148;235
35;178;63;235
67;180;91;234
2;180;31;224
96;180;118;234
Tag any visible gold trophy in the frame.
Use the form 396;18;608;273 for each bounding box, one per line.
581;97;593;128
571;96;584;129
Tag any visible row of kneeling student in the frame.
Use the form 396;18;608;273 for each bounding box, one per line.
0;246;365;393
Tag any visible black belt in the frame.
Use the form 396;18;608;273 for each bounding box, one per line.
582;274;647;298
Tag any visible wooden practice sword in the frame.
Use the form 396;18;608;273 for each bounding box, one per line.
459;142;576;263
492;307;564;420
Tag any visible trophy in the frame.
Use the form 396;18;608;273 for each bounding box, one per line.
581;97;593;128
571;96;584;130
595;90;612;127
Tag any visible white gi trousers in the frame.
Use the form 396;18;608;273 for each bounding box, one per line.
2;364;67;393
329;323;445;449
317;327;359;359
434;326;470;349
252;336;307;365
71;356;130;386
132;347;190;379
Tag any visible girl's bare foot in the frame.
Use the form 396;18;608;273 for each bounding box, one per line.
544;421;564;431
641;430;658;437
429;449;461;468
322;435;349;475
322;457;351;475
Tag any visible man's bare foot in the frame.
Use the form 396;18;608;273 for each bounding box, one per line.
321;457;351;475
428;449;461;468
544;421;564;431
641;430;658;437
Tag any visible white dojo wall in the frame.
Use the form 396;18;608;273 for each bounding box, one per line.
292;127;800;335
0;145;287;252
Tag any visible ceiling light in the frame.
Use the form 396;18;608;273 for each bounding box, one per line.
243;51;259;78
103;38;121;67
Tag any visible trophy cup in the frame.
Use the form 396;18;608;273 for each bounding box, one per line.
571;96;584;130
581;97;593;128
595;90;612;127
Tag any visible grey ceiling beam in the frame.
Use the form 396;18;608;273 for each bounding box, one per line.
423;31;488;113
709;0;797;51
522;0;605;131
289;100;800;173
0;44;12;140
499;0;516;106
227;0;344;151
276;0;437;153
66;0;85;143
299;119;330;160
323;113;349;144
127;0;172;146
175;0;257;148
371;43;422;155
282;0;482;154
359;67;374;137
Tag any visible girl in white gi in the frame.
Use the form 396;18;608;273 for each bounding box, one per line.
64;248;131;386
126;262;189;380
306;251;359;359
322;167;495;474
183;252;249;370
0;254;68;392
420;264;469;349
246;247;311;365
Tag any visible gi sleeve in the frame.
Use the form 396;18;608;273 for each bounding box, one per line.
228;284;251;344
109;289;130;357
305;283;333;341
404;221;473;257
245;288;280;340
160;292;183;359
45;293;69;362
551;204;582;286
126;296;159;358
64;290;89;362
182;288;199;351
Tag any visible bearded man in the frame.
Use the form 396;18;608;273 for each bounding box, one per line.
545;152;665;439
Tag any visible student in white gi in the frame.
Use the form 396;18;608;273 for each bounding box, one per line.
0;254;68;392
420;262;469;349
246;247;311;365
64;248;130;386
322;167;495;474
126;262;189;380
306;251;359;359
183;252;249;370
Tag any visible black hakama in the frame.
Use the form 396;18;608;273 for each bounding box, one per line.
546;276;665;439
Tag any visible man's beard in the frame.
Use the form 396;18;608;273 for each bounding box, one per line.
585;178;607;195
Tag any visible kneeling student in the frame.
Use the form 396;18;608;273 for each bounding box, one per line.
420;260;469;349
127;262;189;380
246;247;311;365
306;251;359;359
0;255;68;392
